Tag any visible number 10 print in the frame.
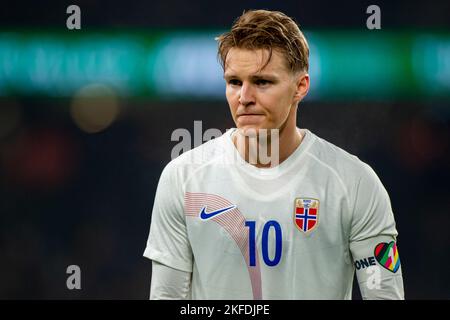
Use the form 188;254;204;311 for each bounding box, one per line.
245;220;282;267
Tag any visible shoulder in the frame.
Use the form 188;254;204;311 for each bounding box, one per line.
160;132;229;180
305;130;381;191
305;131;393;231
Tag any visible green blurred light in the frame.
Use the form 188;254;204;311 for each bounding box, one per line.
0;30;449;101
412;34;450;98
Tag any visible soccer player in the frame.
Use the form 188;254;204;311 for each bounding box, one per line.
143;9;404;299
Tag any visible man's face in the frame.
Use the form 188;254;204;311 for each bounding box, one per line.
224;48;308;134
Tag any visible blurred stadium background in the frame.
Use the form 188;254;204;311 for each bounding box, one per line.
0;0;449;299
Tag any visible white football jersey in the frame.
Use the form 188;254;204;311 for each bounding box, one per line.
144;128;404;299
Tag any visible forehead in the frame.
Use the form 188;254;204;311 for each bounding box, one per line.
224;47;290;77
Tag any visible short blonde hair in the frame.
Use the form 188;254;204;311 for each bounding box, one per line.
216;9;309;73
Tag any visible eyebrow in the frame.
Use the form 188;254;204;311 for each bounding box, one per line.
223;74;279;81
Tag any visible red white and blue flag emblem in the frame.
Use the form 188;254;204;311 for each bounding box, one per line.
294;198;319;233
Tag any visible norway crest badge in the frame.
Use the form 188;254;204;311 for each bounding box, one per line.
294;198;319;233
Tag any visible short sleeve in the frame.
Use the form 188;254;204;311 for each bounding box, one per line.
143;163;193;272
349;163;404;299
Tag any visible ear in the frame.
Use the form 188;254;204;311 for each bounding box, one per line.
293;73;310;103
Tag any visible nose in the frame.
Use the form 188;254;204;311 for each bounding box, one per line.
239;82;255;106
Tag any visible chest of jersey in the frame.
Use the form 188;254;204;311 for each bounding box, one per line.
183;165;352;268
179;145;358;299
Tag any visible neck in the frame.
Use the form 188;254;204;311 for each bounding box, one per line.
232;122;303;168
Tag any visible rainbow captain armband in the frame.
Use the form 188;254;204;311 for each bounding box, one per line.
374;241;401;273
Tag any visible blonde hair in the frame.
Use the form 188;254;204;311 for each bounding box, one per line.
216;9;309;73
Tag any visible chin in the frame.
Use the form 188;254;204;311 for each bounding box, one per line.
236;125;271;137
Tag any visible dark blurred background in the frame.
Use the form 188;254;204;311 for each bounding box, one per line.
0;0;449;299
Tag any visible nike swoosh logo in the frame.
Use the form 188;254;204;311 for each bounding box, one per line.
199;205;236;220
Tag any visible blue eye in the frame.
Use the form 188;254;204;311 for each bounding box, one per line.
256;79;271;86
228;79;241;86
